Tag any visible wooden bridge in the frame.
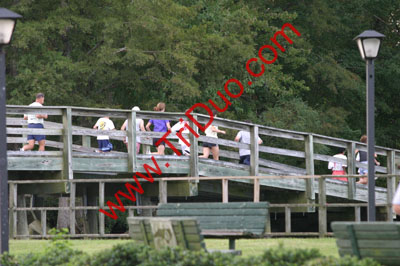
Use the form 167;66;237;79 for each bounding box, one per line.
5;105;400;237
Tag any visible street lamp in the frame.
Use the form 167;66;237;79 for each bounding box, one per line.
0;7;21;255
354;30;385;222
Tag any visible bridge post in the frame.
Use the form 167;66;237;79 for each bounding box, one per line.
318;177;327;237
159;180;167;204
189;115;199;178
347;142;356;199
386;150;396;221
305;134;315;211
99;182;105;237
127;110;137;172
69;181;76;235
250;125;259;176
62;108;73;185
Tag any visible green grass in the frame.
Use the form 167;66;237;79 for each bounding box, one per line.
9;238;339;258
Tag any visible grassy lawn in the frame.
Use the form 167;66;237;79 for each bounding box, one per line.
9;238;339;258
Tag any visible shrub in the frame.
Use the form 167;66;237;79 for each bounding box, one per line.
261;244;323;265
1;239;382;266
306;256;381;266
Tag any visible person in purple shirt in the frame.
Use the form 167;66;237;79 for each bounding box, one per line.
146;102;171;155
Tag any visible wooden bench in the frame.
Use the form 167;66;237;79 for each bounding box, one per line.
332;221;400;266
156;202;270;250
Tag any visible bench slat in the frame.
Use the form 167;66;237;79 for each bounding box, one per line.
337;239;400;249
332;222;400;231
158;202;269;209
157;208;268;216
334;230;400;240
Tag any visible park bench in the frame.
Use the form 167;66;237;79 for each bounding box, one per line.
156;202;270;250
332;221;400;266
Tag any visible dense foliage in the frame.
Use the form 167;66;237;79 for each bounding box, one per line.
3;0;400;149
0;238;381;266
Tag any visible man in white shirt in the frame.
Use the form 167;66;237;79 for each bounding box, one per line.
93;116;115;152
21;93;48;151
234;125;263;165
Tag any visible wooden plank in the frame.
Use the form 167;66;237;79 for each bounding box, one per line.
158;202;269;209
258;158;306;175
250;125;259;176
332;222;400;231
157;208;268;216
159;180;167;204
258;128;305;141
347;142;356;199
175;221;189;249
355;206;361;222
69;182;76;235
82;135;91;148
6;105;63;115
347;225;360;258
6;127;62;135
99;182;105;236
222;179;228;203
259;145;305;158
7;151;62;157
62;108;73;180
313;135;348;148
189;114;199;177
305;134;315;211
318;178;327;237
41;210;47;236
8;183;17;238
253;178;260;202
8;157;63;171
127;111;137;172
72;128;126;138
285;207;291;233
337;239;400;249
387;150;396;221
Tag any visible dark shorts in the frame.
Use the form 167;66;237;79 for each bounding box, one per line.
202;142;217;148
27;123;45;141
239;155;250;165
153;138;166;147
98;139;112;152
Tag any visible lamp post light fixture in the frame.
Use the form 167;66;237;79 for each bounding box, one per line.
0;7;21;255
354;30;385;222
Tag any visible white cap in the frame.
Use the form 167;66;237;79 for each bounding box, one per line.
132;106;140;111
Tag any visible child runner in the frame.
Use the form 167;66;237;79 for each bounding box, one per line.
121;106;145;154
145;102;171;155
355;135;380;184
93;116;115;152
328;148;347;181
171;117;190;155
199;109;225;160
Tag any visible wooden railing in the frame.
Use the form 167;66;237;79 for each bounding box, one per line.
7;174;400;239
6;105;400;201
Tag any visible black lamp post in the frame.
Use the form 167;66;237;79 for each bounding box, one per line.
0;7;21;255
353;30;385;221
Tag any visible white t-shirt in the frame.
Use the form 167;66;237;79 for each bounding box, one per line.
95;117;115;140
393;184;400;205
205;124;218;139
123;118;143;143
235;131;262;156
171;121;190;146
25;102;45;124
328;154;347;171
